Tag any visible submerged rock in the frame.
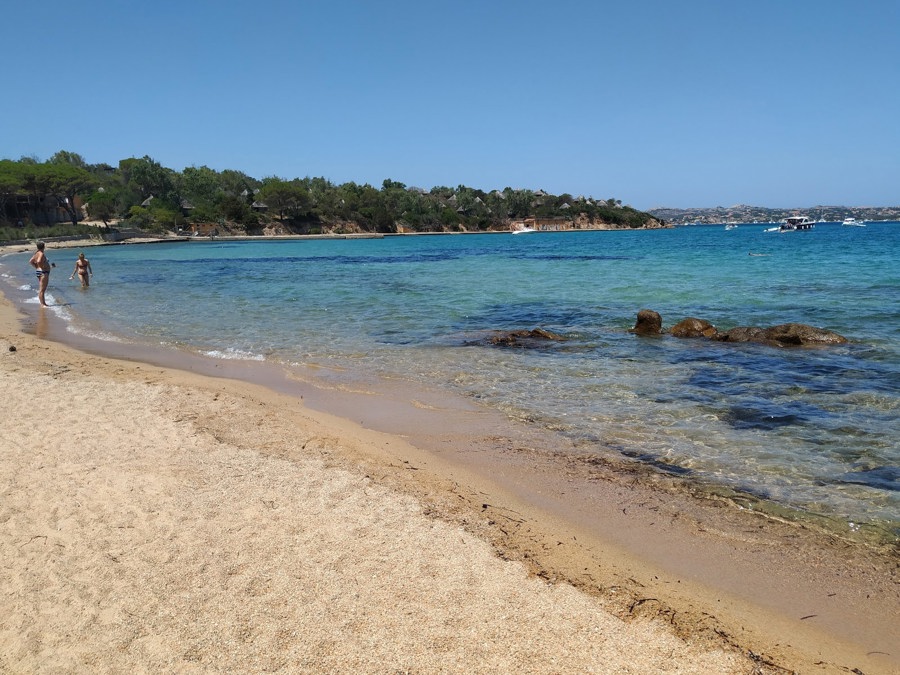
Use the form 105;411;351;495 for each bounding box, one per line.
714;323;848;347
631;311;848;347
763;323;849;346
712;326;768;343
631;309;663;335
487;328;567;348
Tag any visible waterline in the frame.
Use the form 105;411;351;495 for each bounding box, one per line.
3;225;898;543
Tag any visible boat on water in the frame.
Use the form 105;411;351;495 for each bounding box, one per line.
775;216;815;232
724;223;738;230
842;217;866;227
511;226;536;234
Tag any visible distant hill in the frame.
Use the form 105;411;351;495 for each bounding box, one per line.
647;204;900;225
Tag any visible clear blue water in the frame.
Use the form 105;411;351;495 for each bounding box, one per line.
3;223;898;540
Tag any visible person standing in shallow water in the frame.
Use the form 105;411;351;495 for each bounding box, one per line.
70;252;93;287
28;241;54;307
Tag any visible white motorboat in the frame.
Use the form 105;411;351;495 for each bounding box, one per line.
778;216;815;232
842;217;865;227
511;226;536;234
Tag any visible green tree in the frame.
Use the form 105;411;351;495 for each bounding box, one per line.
180;166;221;204
15;164;59;226
0;160;25;224
256;178;310;221
120;156;177;205
85;189;117;225
504;188;535;219
49;150;87;168
218;169;258;203
219;194;255;227
148;205;184;233
44;163;96;226
126;205;153;228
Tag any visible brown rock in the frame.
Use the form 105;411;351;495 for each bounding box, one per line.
762;323;848;346
714;323;848;346
713;327;770;344
670;318;717;338
487;328;567;347
631;309;662;336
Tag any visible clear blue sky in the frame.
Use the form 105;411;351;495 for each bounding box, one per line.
3;0;898;209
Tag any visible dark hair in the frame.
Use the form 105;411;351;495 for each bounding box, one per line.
36;241;45;250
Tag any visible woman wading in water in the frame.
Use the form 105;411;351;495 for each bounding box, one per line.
70;252;93;287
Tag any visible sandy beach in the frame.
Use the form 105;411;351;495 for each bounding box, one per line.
1;241;897;674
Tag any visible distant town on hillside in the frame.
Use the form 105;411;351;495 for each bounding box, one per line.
648;204;900;225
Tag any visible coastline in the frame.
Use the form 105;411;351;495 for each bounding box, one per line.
0;217;673;252
1;242;897;673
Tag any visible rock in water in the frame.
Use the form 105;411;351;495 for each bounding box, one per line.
670;318;717;338
714;323;847;346
631;309;662;335
487;328;567;348
761;323;848;346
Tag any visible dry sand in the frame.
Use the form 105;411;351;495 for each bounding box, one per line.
1;242;897;674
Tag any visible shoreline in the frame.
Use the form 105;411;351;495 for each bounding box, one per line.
5;237;895;547
0;219;673;251
1;244;898;672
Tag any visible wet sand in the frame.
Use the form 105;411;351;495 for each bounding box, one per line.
1;241;897;673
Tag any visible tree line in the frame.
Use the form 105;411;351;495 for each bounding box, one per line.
1;151;658;236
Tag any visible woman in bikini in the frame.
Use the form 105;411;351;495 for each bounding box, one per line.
28;241;53;307
70;252;93;287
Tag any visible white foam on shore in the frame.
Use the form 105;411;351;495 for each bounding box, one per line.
66;323;128;343
22;294;72;318
203;348;266;361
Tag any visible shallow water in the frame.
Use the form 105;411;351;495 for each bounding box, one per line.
3;223;898;540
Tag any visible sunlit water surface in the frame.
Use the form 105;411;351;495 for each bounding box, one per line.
3;223;897;540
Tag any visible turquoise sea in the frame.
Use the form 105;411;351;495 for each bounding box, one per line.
3;223;898;542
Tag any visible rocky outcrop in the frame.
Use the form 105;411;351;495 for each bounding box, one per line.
630;309;663;335
631;311;848;347
572;214;671;230
486;328;567;348
670;318;717;338
714;323;848;346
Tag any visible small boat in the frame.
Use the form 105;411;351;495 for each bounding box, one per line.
724;223;738;230
778;216;815;232
842;217;865;227
511;226;536;234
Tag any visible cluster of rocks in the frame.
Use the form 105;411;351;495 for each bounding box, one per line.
480;311;848;350
631;309;848;347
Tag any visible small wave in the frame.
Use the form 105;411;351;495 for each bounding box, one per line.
21;294;72;318
47;302;72;321
203;348;265;361
66;325;127;343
